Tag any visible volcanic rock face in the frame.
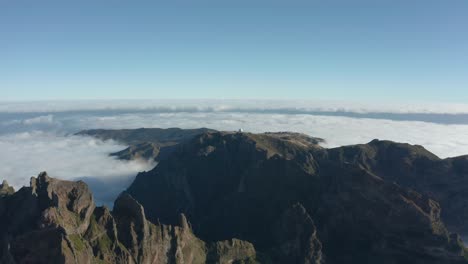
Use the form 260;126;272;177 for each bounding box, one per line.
0;172;257;264
127;131;468;263
271;203;322;264
324;139;468;234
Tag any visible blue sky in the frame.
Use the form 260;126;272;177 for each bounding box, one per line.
1;0;467;101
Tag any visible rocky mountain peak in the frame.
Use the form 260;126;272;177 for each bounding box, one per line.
0;180;14;197
179;213;191;230
1;174;259;264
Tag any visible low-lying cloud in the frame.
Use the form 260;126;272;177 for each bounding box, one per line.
3;100;468;125
2;100;468;206
2;99;468;114
67;111;468;158
0;131;155;206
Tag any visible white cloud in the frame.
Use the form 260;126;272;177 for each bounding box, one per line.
71;111;468;158
22;114;55;125
2;99;468;114
0;131;155;206
2;101;468;206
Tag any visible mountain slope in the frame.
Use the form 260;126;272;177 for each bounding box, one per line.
76;128;216;161
323;139;468;234
127;131;468;263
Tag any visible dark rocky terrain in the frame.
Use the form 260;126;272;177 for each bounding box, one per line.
0;172;257;264
126;130;468;263
76;128;324;163
325;140;468;235
76;128;216;161
3;128;468;263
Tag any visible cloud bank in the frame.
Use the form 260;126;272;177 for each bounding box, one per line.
3;99;468;115
2;100;468;206
0;131;155;206
70;111;468;158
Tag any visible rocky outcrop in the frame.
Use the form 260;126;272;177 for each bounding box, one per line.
0;172;95;263
0;180;14;218
112;193;208;264
206;239;256;264
110;142;161;161
32;172;96;235
0;172;258;264
0;180;14;197
271;203;322;264
127;131;468;263
84;205;134;263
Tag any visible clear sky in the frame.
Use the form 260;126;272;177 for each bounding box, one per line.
1;0;467;102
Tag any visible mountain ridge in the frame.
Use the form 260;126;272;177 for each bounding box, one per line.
3;128;468;263
123;129;468;263
76;127;217;161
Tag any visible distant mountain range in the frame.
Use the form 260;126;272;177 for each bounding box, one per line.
2;128;468;263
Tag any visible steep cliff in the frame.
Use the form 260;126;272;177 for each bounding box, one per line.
127;131;468;263
0;172;257;264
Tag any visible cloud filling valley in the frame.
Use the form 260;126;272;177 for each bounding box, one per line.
2;100;468;205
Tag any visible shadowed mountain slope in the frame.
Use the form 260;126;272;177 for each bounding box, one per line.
323;139;468;234
126;131;468;264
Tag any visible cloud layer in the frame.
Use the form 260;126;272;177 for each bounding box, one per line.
93;112;468;158
0;131;155;206
2;100;468;205
3;99;468;114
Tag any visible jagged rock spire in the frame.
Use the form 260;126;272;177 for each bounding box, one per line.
0;179;14;196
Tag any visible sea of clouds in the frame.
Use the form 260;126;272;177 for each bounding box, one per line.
2;99;468;205
4;99;468;114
